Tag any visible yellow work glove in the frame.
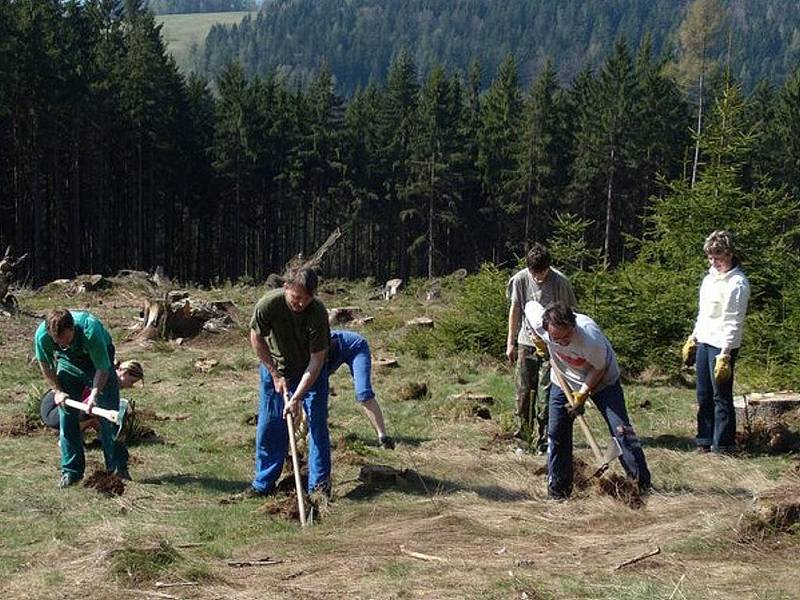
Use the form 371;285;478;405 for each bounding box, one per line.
714;354;732;384
567;389;588;419
681;337;697;367
533;336;547;359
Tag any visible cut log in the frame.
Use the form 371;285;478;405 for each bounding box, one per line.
373;357;399;370
405;316;434;329
735;392;800;420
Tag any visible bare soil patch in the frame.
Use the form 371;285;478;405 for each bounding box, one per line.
84;469;126;496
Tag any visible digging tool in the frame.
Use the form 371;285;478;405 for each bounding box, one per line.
62;397;129;441
284;391;308;527
549;362;622;477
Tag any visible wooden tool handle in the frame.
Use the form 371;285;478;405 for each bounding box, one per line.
63;398;119;424
285;393;307;527
550;363;604;462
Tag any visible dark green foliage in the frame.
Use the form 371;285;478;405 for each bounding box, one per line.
429;264;509;359
194;0;800;96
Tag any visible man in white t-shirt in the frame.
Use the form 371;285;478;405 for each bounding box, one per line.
506;243;576;453
526;301;651;499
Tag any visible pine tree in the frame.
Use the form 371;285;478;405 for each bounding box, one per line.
477;53;522;262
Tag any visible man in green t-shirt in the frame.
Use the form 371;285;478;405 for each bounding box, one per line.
241;268;331;499
33;309;129;487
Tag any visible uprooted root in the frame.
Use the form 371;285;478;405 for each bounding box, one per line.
84;469;126;496
737;484;800;543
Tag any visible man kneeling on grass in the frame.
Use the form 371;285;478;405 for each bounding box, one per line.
526;301;651;500
237;268;331;501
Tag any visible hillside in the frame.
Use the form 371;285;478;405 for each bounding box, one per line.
157;10;254;70
194;0;800;93
1;277;799;598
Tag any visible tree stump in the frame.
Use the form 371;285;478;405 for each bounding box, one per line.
405;316;434;329
328;306;364;325
136;295;237;340
384;278;403;300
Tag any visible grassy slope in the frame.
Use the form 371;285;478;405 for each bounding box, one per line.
157;11;254;71
0;279;798;599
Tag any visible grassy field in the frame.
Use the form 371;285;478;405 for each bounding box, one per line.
1;277;799;599
157;11;254;70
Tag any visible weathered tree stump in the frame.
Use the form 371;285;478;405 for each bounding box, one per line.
328;306;364;325
136;294;238;340
384;278;403;300
735;392;800;453
735;392;800;420
405;316;434;329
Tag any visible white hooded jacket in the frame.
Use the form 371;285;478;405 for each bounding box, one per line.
692;265;750;350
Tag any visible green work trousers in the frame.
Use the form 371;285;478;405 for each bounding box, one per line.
57;366;126;478
515;344;550;452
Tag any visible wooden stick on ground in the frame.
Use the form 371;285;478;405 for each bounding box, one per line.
154;581;199;589
399;544;447;563
226;559;283;567
613;546;661;570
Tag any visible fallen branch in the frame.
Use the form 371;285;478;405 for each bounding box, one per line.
613;546;660;570
226;558;283;567
154;581;199;589
122;589;180;600
399;544;447;563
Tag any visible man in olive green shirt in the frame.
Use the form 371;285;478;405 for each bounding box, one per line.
34;309;129;487
243;268;331;498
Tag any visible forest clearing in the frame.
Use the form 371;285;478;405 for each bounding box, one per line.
1;274;798;600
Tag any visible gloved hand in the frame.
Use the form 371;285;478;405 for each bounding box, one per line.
681;337;697;367
714;354;732;384
567;389;588;420
533;336;547;359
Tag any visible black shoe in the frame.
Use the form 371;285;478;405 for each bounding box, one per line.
58;473;82;488
115;466;132;481
379;435;395;450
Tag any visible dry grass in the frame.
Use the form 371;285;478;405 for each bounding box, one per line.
1;280;799;599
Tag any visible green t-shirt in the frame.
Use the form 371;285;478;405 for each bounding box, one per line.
250;288;330;379
33;311;113;381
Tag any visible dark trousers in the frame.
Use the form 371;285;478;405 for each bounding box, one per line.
515;344;549;451
695;343;738;452
547;380;651;498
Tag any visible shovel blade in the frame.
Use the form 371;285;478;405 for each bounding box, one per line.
593;438;623;477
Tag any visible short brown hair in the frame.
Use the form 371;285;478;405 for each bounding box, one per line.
46;309;74;338
703;230;735;257
525;243;551;272
285;268;319;295
542;302;576;331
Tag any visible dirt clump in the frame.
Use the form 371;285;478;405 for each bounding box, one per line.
591;473;643;509
84;469;126;496
398;382;428;401
737;483;800;542
259;492;302;522
0;414;42;437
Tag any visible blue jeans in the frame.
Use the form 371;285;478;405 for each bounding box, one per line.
253;365;330;494
548;380;651;498
328;331;375;402
695;343;737;452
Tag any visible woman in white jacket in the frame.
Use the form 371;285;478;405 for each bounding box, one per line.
682;230;750;453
